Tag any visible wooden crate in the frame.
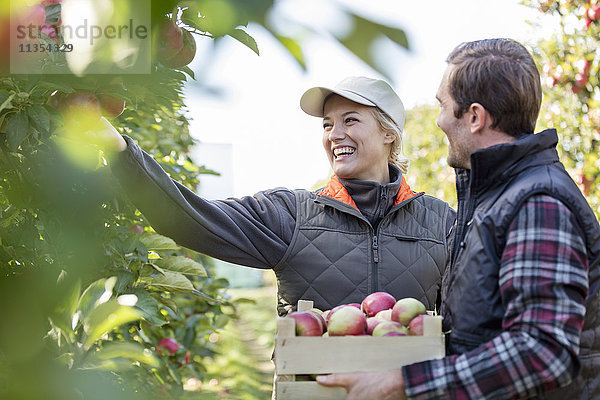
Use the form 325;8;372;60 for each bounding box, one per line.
272;300;445;400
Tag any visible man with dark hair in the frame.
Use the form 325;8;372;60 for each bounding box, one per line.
317;38;600;399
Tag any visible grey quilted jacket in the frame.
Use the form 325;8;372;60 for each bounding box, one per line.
111;136;455;315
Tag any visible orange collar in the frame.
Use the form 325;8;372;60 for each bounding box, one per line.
318;174;417;211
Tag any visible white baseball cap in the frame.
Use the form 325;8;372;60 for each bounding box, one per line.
299;76;405;130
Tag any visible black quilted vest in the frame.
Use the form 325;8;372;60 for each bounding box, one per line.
442;129;600;399
273;190;453;316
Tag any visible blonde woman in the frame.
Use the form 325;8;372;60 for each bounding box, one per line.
101;76;455;315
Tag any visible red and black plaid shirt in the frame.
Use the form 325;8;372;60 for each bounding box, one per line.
403;194;589;399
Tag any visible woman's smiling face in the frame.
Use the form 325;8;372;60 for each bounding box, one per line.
322;94;394;184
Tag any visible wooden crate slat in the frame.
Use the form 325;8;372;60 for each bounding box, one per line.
274;335;444;375
276;382;346;400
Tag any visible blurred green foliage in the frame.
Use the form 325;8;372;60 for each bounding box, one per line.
404;103;456;208
0;0;412;398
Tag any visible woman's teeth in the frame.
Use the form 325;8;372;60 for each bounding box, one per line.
333;147;355;158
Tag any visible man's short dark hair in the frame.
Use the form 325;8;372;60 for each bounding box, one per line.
446;38;542;137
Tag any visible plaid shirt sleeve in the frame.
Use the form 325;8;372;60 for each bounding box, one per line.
402;194;589;399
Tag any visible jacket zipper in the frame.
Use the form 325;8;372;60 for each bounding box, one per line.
371;233;379;292
370;189;388;292
315;193;424;294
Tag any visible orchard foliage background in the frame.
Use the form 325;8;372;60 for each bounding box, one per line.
523;0;600;216
0;0;410;399
403;0;600;217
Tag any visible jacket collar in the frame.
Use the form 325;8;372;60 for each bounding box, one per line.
457;129;560;196
318;166;418;211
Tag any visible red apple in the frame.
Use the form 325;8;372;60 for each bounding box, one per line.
574;59;591;76
371;321;408;337
383;331;407;337
391;297;427;326
162;29;196;68
306;309;327;334
41;23;57;41
574;73;588;88
361;291;396;318
57;91;102;119
327;305;367;336
374;309;392;320
366;316;385;335
157;337;179;355
99;94;126;118
156;20;183;62
24;3;47;27
588;4;600;20
327;303;360;321
130;224;144;234
287;311;323;336
408;314;428;336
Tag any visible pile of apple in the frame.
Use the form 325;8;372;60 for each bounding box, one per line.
286;292;432;337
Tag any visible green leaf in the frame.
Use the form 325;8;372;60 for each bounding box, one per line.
272;34;305;70
6;110;30;151
131;290;168;326
45;3;61;23
155;255;207;277
0;93;15;113
0;92;10;108
335;14;408;82
85;341;159;368
155;294;178;314
144;271;196;293
180;66;195;80
77;277;117;322
83;299;142;347
214;314;229;329
139;232;180;252
228;28;259;55
35;80;74;93
50;278;82;336
28;104;50;135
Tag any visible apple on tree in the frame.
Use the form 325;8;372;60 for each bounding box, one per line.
99;94;126;118
56;91;102;121
162;29;197;69
588;4;600;21
156;337;179;355
155;19;184;62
